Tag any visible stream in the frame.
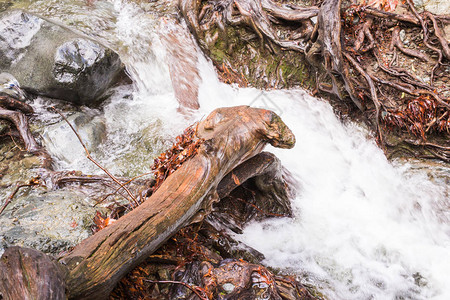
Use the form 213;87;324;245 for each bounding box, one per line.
6;0;450;299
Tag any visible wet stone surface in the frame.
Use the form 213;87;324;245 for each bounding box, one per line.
0;188;96;256
0;141;97;256
0;9;124;105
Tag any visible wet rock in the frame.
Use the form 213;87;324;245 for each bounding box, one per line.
423;0;450;15
0;10;124;105
0;139;99;256
42;110;107;159
0;188;97;256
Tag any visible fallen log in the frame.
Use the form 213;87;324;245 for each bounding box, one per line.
211;151;294;232
0;106;294;299
51;106;293;299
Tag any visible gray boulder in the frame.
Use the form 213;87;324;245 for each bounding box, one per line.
0;10;124;105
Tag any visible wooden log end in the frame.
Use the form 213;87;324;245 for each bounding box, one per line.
0;246;67;300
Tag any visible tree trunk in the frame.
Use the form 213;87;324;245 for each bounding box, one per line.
56;106;295;299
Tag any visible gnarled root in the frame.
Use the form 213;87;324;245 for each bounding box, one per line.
180;0;316;52
180;0;450;161
0;107;40;153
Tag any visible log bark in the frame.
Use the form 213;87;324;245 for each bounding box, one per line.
215;151;293;224
217;151;283;199
0;247;66;300
58;106;295;299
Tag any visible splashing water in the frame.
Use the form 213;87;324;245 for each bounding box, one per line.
195;73;450;299
15;0;450;298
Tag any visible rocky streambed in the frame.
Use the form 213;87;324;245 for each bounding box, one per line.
0;0;449;299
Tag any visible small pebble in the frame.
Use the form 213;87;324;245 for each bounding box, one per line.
399;30;406;42
222;283;235;293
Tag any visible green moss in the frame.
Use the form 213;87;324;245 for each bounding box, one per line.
202;23;314;90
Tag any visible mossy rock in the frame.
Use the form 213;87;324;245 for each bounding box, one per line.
204;25;314;90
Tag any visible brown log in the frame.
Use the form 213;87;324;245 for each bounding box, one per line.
217;151;281;198
0;247;66;300
59;106;295;299
209;151;294;238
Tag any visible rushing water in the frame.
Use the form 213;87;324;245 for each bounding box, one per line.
12;0;450;299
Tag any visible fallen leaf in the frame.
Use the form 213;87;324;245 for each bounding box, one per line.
231;173;240;185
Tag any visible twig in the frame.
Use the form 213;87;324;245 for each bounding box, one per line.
354;17;374;52
424;12;450;60
95;172;153;206
50;107;139;207
389;26;433;63
1;179;40;215
373;49;434;91
406;0;443;84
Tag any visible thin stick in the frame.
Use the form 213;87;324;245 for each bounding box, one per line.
364;7;419;25
95;171;154;206
406;0;443;84
50;107;139;207
1;182;37;215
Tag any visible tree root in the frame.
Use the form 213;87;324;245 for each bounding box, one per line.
389;26;433;63
0;96;53;169
260;0;319;22
180;0;450;161
364;6;419;25
344;52;382;141
181;0;312;52
0;96;34;114
0;177;40;215
354;17;374;52
0;107;40;153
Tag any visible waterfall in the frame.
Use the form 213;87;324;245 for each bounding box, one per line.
18;0;450;299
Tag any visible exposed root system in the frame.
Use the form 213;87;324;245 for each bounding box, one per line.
180;0;450;161
0;96;40;153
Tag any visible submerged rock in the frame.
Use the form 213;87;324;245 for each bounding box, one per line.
0;141;98;256
0;189;97;255
0;10;124;105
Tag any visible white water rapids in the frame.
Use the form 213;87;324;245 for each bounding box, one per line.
18;0;450;299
